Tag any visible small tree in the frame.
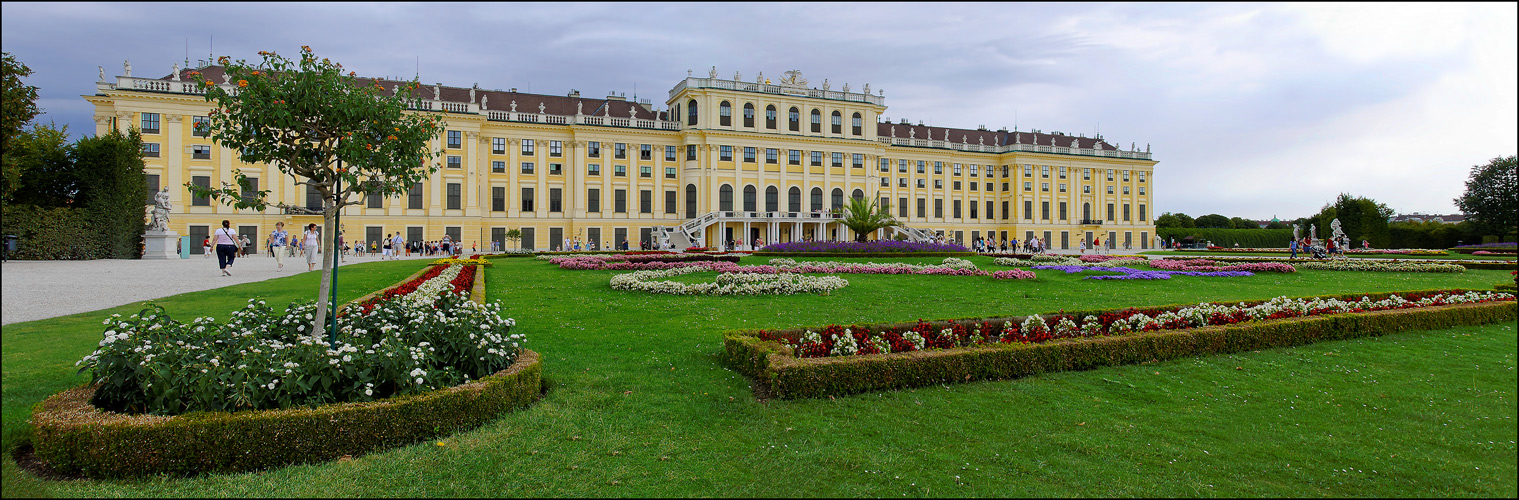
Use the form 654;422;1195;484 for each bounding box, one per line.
188;46;444;335
504;228;522;251
1455;155;1517;241
839;194;898;242
2;52;42;205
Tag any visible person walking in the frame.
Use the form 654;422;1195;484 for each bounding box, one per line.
392;233;405;261
269;222;289;271
303;223;321;272
382;233;393;260
213;220;239;276
1092;236;1101;255
202;236;212;258
1289;238;1298;260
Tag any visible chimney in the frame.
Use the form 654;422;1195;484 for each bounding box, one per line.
977;124;987;131
568;89;580;98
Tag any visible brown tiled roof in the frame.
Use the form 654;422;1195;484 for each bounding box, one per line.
875;122;1118;150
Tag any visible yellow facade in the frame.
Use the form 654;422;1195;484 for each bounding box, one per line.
85;66;1156;252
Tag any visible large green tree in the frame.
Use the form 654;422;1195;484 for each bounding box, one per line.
6;122;73;207
1332;193;1393;247
2;52;41;205
839;194;898;242
1454;155;1517;240
74;128;149;258
189;46;444;336
1155;212;1193;229
1194;213;1232;229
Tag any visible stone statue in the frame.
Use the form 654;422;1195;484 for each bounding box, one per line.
962;134;969;144
123;59;132;77
978;136;984;145
890;126;895;138
222;72;232;84
1131;142;1136;151
481;95;488;110
733;71;741;81
392;83;399;95
1071;138;1080;148
433;85;440;101
1292;224;1300;240
576;101;583;115
148;188;172;231
687;69;693;77
538;101;545;113
1015;133;1021;144
511;100;518;112
842;82;849;93
944;129;951;141
172;63;181;81
863;83;870;95
779;70;807;87
470;84;477;103
1330;219;1345;241
909;128;915;139
1310;223;1317;240
1094;141;1102;150
709;66;717;79
822;78;829;91
756;71;764;84
98;66;105;82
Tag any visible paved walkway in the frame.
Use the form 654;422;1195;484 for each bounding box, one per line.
1;251;441;326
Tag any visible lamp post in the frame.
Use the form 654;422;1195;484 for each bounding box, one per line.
328;157;343;349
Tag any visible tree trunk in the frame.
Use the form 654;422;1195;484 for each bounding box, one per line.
312;204;336;338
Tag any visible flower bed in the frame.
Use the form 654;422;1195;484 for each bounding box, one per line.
1295;260;1466;273
1033;265;1255;280
992;269;1037;280
1182;247;1449;256
757;240;972;254
1452;242;1517;254
1472;250;1518;256
1145;259;1296;273
609;267;848;296
993;256;1148;268
722;290;1517;399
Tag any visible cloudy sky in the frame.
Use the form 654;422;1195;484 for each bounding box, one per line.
3;2;1514;220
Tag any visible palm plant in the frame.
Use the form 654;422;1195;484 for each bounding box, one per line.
840;194;899;242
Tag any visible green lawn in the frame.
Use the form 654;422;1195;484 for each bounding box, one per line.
3;256;1515;497
1140;250;1517;261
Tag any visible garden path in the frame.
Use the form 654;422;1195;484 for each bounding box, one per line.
1;252;437;325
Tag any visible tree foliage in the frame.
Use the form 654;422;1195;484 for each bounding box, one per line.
2;52;41;204
839;194;898;242
1330;193;1393;247
1454;155;1517;240
5;122;74;207
1;128;148;258
74;128;149;258
1193;213;1231;229
1154;212;1193;229
189;46;445;335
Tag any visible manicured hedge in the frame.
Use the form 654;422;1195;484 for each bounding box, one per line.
723;291;1516;399
751;251;974;258
29;349;541;478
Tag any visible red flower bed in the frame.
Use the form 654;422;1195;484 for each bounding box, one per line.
347;264;475;315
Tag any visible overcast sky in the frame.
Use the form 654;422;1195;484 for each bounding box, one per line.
3;2;1514;220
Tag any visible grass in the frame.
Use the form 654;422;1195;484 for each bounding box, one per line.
1139;250;1517;261
3;255;1515;497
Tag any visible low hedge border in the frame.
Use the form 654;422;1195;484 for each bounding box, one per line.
750;251;975;258
28;349;541;478
722;290;1516;399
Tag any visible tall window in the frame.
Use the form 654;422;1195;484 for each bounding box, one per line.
934;199;943;218
719;101;732;126
766;105;777;129
588;141;601;157
852;153;863;168
520;187;534;212
492;187;505;212
640;144;652;160
614;189;627;213
614;143;626;159
687;99;699;126
587;188;600;212
720;145;733;161
743;103;755;127
788;186;801;212
140;113;159;134
766;148;778;164
765;186;779;212
665;190;677;214
492;137;505;154
788;107;800;132
899;197;908;218
191;175;210;206
686;145;697;161
1024;200;1033;220
447;183;461;210
831;152;843;167
549;188;562;212
830;111;841;134
744;146;756;163
789;150;801;165
719;184;733;211
666;145;677;161
953;200;962;219
550;140;563;157
640;190;651;213
743;185;757;212
917;198;926;218
686;184;698;218
810;187;823;211
1041;201;1050;220
810;109;822;133
810;151;822;166
447;130;461;148
830;188;844;210
851;112;862;135
408;183;423;209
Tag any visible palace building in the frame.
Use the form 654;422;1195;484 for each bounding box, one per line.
85;62;1156;253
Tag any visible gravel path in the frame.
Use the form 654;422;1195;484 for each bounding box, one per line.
2;252;439;325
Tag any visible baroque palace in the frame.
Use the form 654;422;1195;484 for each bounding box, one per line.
86;62;1156;253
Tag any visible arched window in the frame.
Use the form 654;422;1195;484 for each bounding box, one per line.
831;111;842;134
788;107;800;132
810;187;823;211
686;184;698;218
766;105;777;129
851;189;864;201
765;185;779;212
788;186;801;213
831;188;844;210
742;185;757;212
719;184;733;212
719;101;731;127
810;109;822;133
687;99;699;126
852;112;862;135
743;103;755;128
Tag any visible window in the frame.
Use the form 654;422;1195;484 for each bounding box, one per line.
366;189;381;208
917;179;926;188
492;187;505;212
1024;181;1032;191
917;198;926;218
852;113;862;135
521;139;534;155
191;175;210;206
969;201;977;219
587;163;601;175
549;163;563;175
1123;170;1130;182
1002;182;1009;191
765;105;777;129
615;189;627;213
1107;203;1115;221
953;200;962;219
492;137;506;154
898;178;907;187
1083;168;1091;180
550;140;563;157
665;190;677;214
1123;203;1131;221
934;199;943;218
1024;200;1033;220
142;143;160;157
1058;202;1067;220
447;155;461;169
1059;183;1066;193
1002;165;1010;177
831;152;843;167
1041;182;1049;192
953;164;962;176
1138;186;1146;195
810;109;821;133
140;113;159;134
521;188;534;211
640;165;652;178
719;185;733;211
614;164;627;177
986;182;993;192
687;145;697;161
1002;201;1009;220
765;186;779;212
1041;165;1050;178
640;144;652;160
766;148;779;164
744;147;756;163
788;186;801;212
934;179;943;189
492;161;505;173
1123;186;1130;194
1059;166;1067;179
789;150;801;165
830;111;842;134
743;103;755;127
852;153;863;168
447;130;461;148
1042;201;1050;220
192;116;210;137
953;181;962;190
720;145;733;161
614;143;626;159
688;184;700;217
1139;204;1147;222
810;187;822;211
1139;172;1146;183
719;101;732;126
666;145;677;161
1107;185;1115;194
587;188;600;212
588;141;601;157
447;183;461;210
144;174;160;203
1107;170;1115;181
520;162;534;174
1025;165;1033;177
880;177;889;187
665;167;676;179
899;197;908;218
788;107;800;132
687;99;699;126
306;185;322;211
968;182;976;191
933;162;942;174
970;164;979;177
1084;185;1091;194
408;183;423;209
743;185;757;212
831;188;844;210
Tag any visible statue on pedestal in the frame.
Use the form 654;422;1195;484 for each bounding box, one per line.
149;188;172;232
